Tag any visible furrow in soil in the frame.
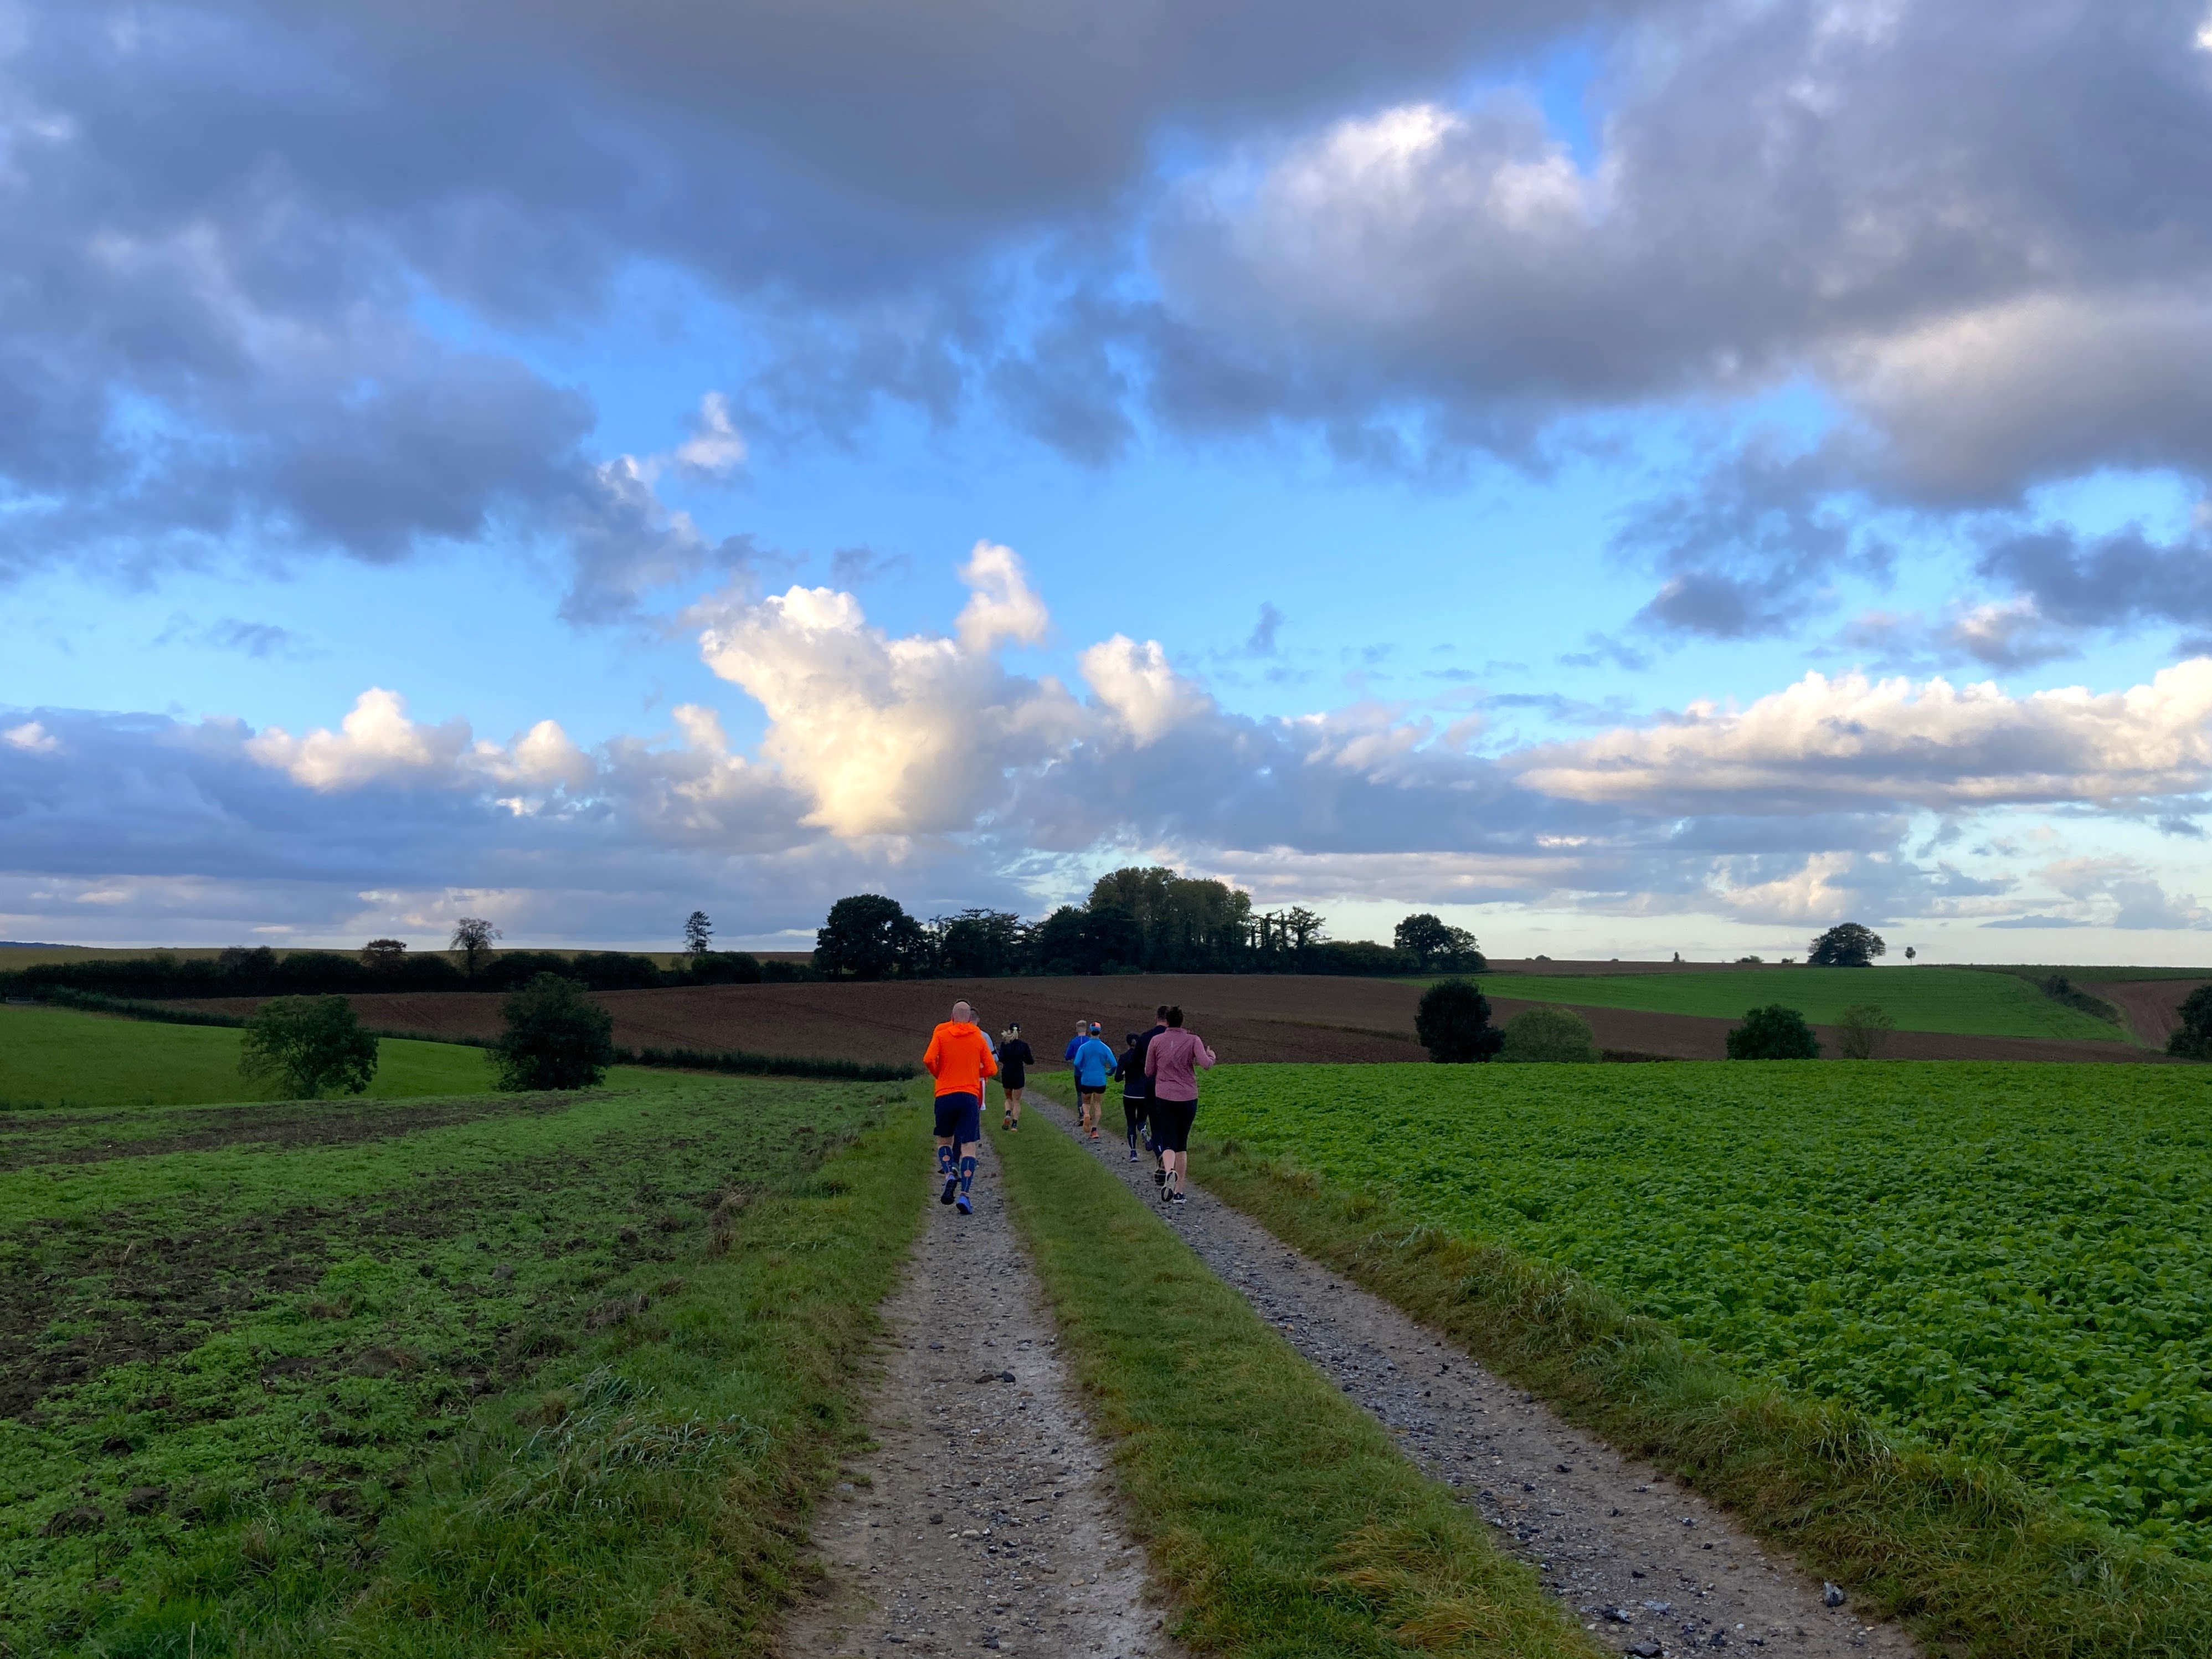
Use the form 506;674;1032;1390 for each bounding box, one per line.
1045;1096;1920;1659
783;1126;1184;1659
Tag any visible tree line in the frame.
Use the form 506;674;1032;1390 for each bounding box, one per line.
813;866;1486;980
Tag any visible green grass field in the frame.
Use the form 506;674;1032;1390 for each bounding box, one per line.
1468;964;2126;1039
1202;1062;2212;1559
0;1004;681;1107
0;1075;925;1656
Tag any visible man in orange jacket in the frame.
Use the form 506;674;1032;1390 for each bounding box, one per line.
923;1000;997;1215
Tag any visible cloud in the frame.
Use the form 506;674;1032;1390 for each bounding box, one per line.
155;616;322;661
245;688;591;795
1514;660;2212;813
696;574;1086;839
953;541;1052;653
672;392;747;479
1246;602;1285;656
1078;635;1214;744
4;722;60;754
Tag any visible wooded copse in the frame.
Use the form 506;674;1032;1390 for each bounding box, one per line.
813;866;1485;980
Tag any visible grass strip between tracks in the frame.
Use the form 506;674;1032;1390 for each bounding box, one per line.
989;1109;1603;1659
48;1100;933;1659
1195;1139;2212;1659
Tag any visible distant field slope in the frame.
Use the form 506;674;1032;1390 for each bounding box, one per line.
1203;1061;2212;1558
0;1004;672;1107
1477;965;2125;1041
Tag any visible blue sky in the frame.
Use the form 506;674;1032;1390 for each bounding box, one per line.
8;0;2212;963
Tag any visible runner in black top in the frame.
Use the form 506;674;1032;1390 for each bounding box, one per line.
1113;1007;1170;1175
997;1024;1034;1131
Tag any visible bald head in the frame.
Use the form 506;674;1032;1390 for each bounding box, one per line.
951;1001;973;1024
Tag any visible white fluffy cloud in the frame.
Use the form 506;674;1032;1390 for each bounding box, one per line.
1514;660;2212;811
1079;635;1215;744
4;721;60;754
246;688;591;794
697;581;1086;839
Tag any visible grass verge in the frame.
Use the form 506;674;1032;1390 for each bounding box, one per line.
989;1110;1602;1659
1197;1141;2212;1659
1;1082;930;1657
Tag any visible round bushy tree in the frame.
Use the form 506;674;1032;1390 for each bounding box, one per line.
1807;922;1885;967
1414;978;1504;1063
1498;1005;1599;1063
492;973;616;1091
1726;1004;1822;1059
2168;984;2212;1059
239;995;379;1098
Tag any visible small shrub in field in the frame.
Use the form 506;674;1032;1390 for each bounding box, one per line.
239;995;378;1098
1726;1003;1820;1060
492;973;616;1091
1834;1001;1895;1060
1414;978;1504;1063
1498;1005;1598;1063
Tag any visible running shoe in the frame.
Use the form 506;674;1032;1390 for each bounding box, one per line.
956;1193;973;1215
1153;1168;1165;1188
1127;1147;1139;1162
940;1174;958;1205
1170;1189;1187;1205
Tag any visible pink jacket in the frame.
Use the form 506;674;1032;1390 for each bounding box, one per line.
1143;1028;1216;1100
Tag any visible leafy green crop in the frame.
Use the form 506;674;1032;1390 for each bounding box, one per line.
1202;1062;2212;1557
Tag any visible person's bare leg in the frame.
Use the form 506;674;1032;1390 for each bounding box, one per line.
1005;1087;1024;1127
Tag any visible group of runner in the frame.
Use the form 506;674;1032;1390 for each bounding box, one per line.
920;999;1216;1211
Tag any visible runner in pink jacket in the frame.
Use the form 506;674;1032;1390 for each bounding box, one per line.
1141;1007;1215;1206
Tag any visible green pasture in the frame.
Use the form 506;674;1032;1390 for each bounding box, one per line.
1203;1061;2212;1558
1467;964;2125;1040
0;1003;679;1107
0;1074;924;1656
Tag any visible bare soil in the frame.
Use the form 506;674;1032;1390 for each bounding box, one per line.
164;974;2168;1069
1038;1093;1918;1659
2078;978;2211;1048
783;1131;1181;1659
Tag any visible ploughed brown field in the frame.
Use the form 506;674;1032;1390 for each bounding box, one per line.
164;973;2167;1066
2080;978;2212;1048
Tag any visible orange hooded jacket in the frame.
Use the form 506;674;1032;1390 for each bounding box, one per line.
922;1020;999;1098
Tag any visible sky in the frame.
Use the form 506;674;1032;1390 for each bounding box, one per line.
8;1;2212;963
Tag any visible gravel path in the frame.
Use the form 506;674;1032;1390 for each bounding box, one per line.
783;1127;1184;1659
1045;1097;1919;1659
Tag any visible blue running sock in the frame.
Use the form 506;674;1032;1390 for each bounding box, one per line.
938;1145;956;1178
959;1154;976;1195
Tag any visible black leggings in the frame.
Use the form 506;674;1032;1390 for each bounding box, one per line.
1123;1095;1150;1147
1150;1097;1197;1153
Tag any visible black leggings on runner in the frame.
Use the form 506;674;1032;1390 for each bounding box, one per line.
1123;1095;1150;1148
1150;1097;1197;1153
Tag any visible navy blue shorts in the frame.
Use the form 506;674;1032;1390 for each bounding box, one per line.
933;1092;981;1144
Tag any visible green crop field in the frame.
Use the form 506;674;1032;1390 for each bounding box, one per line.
0;1074;922;1656
1201;1062;2212;1558
1468;965;2126;1040
0;1004;682;1107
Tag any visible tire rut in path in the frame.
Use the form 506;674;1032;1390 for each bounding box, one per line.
1043;1097;1920;1659
782;1127;1185;1659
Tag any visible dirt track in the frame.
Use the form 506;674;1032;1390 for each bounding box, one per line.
164;973;2168;1067
1035;1091;1916;1659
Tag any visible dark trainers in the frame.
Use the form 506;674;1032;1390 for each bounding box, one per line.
1127;1147;1139;1162
955;1193;974;1215
940;1174;958;1205
1170;1189;1187;1205
1153;1168;1166;1188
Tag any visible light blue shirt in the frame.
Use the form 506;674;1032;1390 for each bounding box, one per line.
1072;1036;1117;1088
